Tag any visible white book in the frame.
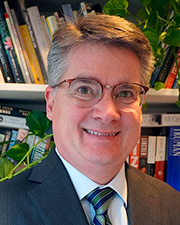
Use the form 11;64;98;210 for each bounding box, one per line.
0;114;28;129
27;6;50;72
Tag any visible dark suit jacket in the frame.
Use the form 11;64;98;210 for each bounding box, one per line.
0;148;180;225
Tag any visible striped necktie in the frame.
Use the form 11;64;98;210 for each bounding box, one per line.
87;187;115;225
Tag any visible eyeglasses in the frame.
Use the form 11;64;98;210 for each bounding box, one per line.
56;78;149;112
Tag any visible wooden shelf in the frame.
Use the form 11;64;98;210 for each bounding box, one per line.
0;83;179;104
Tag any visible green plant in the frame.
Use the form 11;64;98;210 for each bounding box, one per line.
0;110;54;182
103;0;180;107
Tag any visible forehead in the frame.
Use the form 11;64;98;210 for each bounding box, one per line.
63;42;141;84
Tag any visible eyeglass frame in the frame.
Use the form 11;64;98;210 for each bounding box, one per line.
54;77;149;110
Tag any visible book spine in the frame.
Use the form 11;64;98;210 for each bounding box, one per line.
16;128;29;142
59;4;75;22
30;136;51;163
166;126;180;192
0;114;28;129
165;48;180;89
0;105;30;117
0;63;5;83
139;136;148;173
155;47;178;84
154;136;166;181
19;24;45;84
0;3;24;83
10;8;35;84
46;15;58;37
7;129;18;149
1;130;11;154
129;140;140;169
3;1;32;84
27;6;49;82
0;37;14;82
147;136;156;176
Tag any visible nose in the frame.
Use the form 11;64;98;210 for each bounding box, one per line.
91;91;120;123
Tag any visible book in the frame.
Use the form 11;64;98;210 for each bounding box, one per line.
58;4;75;22
150;65;161;87
19;24;45;84
1;130;11;155
17;0;48;83
46;15;58;37
147;136;156;176
154;47;178;84
79;2;88;16
10;9;35;84
7;129;18;150
41;16;51;45
0;105;30;117
0;37;14;83
27;6;50;81
166;126;180;191
165;48;180;89
0;105;30;129
0;1;24;83
142;113;180;127
0;64;5;83
3;1;32;84
172;76;179;89
129;140;140;169
139;136;148;173
154;136;166;181
16;128;29;142
0;114;28;129
30;135;51;162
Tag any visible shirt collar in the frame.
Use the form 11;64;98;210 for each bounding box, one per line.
55;148;127;206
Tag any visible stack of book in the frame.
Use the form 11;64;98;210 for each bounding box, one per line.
128;112;180;192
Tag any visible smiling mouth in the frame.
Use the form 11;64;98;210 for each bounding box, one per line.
84;129;120;137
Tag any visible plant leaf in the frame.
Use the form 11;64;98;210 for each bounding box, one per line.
103;0;129;17
5;143;29;161
0;157;13;178
26;110;51;138
154;81;165;90
143;27;159;55
163;28;180;47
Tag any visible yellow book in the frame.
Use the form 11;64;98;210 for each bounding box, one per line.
19;24;45;84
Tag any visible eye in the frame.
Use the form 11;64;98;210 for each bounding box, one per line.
77;86;93;95
118;90;135;99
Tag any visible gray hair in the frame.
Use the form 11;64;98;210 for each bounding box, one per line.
47;13;154;87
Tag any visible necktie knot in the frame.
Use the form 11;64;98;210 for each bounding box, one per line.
87;187;115;225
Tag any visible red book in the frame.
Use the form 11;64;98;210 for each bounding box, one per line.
165;47;180;89
154;136;166;181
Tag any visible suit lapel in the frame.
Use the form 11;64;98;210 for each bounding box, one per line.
26;149;89;225
126;164;161;225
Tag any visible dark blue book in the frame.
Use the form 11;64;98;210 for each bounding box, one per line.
0;37;14;83
166;126;180;191
0;2;24;83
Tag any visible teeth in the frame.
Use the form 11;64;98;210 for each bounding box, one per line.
85;129;117;136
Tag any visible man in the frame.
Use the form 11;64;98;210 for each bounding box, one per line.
0;14;180;225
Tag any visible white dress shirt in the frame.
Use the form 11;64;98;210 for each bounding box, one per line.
55;148;128;225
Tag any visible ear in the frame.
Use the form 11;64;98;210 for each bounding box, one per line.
45;86;55;121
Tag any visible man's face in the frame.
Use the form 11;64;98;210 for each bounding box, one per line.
45;43;143;179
